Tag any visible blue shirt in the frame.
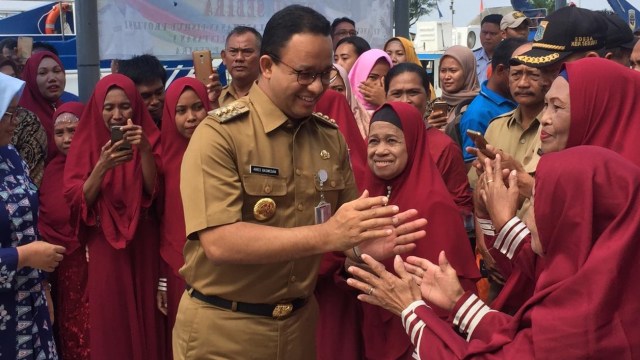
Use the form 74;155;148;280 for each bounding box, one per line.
459;81;517;162
474;47;491;84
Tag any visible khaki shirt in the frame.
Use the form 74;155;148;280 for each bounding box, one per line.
484;107;542;173
481;107;541;218
218;82;240;106
180;84;358;304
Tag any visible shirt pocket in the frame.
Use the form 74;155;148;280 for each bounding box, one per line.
242;174;288;197
313;171;346;207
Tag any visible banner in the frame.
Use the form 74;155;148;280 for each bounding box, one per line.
97;0;393;60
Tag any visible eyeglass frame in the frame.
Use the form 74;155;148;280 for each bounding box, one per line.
2;108;23;124
334;29;358;37
268;54;334;86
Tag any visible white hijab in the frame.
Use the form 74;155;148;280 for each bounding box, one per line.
0;72;25;119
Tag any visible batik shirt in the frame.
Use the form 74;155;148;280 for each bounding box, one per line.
0;145;58;360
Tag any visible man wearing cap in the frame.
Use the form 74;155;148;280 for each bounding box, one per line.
511;6;607;75
600;11;638;67
501;11;531;40
475;14;504;83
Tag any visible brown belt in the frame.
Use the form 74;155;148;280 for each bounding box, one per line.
186;286;307;319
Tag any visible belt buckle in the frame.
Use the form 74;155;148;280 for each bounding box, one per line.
272;303;293;319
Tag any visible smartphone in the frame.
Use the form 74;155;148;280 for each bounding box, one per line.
192;50;213;85
17;37;33;61
432;101;448;114
466;129;495;159
110;126;131;151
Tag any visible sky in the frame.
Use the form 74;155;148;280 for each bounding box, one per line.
420;0;632;26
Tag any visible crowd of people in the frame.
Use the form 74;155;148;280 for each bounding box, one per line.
1;3;639;360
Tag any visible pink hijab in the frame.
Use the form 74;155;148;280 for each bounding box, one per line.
333;63;370;139
348;49;393;111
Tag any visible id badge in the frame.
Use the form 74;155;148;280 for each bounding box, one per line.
315;201;332;224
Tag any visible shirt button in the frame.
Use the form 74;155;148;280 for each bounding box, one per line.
264;185;272;194
295;169;302;176
297;203;303;211
290;276;296;283
520;139;526;144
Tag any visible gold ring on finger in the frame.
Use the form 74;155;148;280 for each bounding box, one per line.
487;179;494;183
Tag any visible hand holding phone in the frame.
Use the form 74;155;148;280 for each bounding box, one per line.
432;101;448;115
466;129;495;159
192;50;213;85
111;126;132;151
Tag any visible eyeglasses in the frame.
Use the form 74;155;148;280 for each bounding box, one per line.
2;108;23;124
269;54;333;86
334;30;358;37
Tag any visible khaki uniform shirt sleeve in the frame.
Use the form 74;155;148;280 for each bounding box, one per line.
180;116;241;238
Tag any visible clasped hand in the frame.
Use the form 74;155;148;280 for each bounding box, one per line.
346;251;465;316
328;190;427;260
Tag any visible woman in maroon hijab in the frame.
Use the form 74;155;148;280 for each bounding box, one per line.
357;102;479;359
477;58;640;314
347;146;640;359
38;101;88;359
18;51;66;160
156;77;209;353
63;74;163;360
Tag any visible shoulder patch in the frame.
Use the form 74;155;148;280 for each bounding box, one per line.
210;102;250;123
312;112;338;128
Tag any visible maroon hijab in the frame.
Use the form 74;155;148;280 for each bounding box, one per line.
160;77;210;276
359;102;479;358
565;57;640;166
63;74;161;249
39;101;84;253
361;102;478;280
527;146;640;357
315;89;368;191
18;51;65;160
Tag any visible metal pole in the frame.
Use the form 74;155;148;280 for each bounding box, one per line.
450;0;455;27
75;0;100;102
394;0;410;38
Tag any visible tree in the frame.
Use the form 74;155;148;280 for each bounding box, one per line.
409;0;439;27
529;0;555;14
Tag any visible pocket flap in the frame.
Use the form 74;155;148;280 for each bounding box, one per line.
243;175;287;196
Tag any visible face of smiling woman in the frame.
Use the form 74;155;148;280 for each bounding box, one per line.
367;121;408;180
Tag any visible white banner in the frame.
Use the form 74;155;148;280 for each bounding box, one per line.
97;0;393;60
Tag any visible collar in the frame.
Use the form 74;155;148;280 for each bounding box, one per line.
479;81;517;107
475;47;491;61
248;83;289;134
506;107;542;129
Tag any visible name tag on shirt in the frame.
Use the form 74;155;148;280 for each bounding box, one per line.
250;165;279;176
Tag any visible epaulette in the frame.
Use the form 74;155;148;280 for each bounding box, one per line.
488;109;516;125
210;101;250;123
312;112;338;128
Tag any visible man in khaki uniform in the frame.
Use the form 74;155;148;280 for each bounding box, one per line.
174;5;426;360
218;26;262;106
